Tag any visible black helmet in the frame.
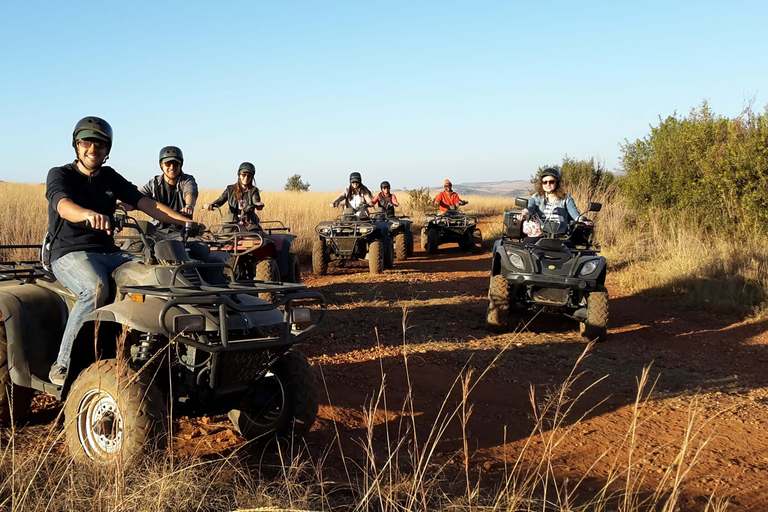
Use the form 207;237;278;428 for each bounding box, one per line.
380;181;390;189
349;172;362;184
72;116;113;148
541;168;562;180
159;146;183;164
238;162;256;175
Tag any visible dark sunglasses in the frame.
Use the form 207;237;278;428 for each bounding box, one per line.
542;179;557;185
77;139;108;150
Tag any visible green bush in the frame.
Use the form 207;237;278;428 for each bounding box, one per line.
405;187;436;215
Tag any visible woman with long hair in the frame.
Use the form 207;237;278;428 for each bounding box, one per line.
331;172;374;214
202;162;264;228
522;168;592;236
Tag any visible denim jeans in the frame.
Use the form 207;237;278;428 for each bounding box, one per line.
51;250;138;367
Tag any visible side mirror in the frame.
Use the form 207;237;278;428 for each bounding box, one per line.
514;197;528;208
587;202;602;213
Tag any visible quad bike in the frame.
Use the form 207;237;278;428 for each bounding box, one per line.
201;206;302;301
485;197;608;341
313;205;394;275
370;206;414;261
0;211;326;465
421;202;481;254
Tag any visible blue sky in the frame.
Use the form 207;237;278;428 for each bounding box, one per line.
1;0;765;192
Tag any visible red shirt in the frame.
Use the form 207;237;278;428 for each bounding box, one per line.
434;191;462;212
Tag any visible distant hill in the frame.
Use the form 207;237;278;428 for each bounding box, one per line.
419;180;531;197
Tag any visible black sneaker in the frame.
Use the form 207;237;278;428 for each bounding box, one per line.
49;363;67;386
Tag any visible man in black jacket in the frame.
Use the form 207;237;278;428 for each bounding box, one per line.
139;146;198;227
45;116;197;385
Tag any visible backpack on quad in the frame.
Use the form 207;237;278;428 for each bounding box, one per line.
421;204;481;254
312;205;394;275
485;197;608;341
0;212;326;465
202;206;302;300
369;206;414;261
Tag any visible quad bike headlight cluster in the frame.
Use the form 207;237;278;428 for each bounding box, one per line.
357;226;373;235
504;246;526;270
579;259;600;276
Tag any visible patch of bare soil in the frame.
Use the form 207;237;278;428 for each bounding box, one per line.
18;226;768;510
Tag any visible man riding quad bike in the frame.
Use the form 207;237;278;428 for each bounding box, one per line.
313;204;394;275
485;197;608;341
0;212;325;464
421;202;481;254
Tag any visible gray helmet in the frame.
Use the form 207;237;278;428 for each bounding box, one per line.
380;181;390;189
238;162;256;175
541;168;562;181
159;146;183;164
349;172;362;184
72;116;113;148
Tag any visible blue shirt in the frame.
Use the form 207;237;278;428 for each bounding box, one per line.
527;194;583;235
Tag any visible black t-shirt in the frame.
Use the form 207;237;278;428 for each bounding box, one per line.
158;180;182;213
46;162;145;262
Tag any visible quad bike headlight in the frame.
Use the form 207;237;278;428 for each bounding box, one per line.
358;226;373;234
504;247;525;270
579;259;600;276
319;226;331;235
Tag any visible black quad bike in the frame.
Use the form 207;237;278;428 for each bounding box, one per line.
421;202;481;254
313;205;394;275
370;207;414;261
0;212;326;465
485;198;608;341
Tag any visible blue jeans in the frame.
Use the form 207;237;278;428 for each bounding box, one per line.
51;250;138;367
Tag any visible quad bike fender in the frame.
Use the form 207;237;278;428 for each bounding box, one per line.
268;234;297;278
0;286;68;388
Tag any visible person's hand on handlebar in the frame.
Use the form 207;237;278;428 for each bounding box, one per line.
201;203;213;212
84;211;112;235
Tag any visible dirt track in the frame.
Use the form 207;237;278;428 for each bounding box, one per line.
23;234;768;510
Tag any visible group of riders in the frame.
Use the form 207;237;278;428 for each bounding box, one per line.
43;115;592;387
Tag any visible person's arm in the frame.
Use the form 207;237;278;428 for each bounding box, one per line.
138;196;201;228
565;195;592;224
180;175;198;215
203;188;230;211
521;196;537;218
390;193;400;207
364;192;374;206
331;189;347;207
55;198;114;234
252;188;264;210
434;192;445;208
371;194;380;205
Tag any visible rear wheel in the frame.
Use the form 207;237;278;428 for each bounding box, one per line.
580;285;609;342
287;252;302;283
0;325;34;425
486;274;510;332
394;232;407;260
229;348;318;441
312;239;327;275
406;230;414;257
459;228;475;251
426;228;439;255
64;359;166;464
384;239;394;269
254;257;281;302
368;240;383;274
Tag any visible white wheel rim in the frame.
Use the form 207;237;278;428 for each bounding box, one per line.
77;389;124;460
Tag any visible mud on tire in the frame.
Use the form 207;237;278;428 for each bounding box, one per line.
394;232;408;261
486;274;510;332
580;285;609;342
312;239;327;276
229;347;318;441
287;252;302;283
254;257;281;302
64;359;167;464
368;240;383;274
0;325;34;425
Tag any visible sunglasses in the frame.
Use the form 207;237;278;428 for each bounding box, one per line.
542;179;557;185
77;139;108;150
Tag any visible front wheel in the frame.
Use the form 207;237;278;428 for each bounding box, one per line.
0;325;33;425
287;252;302;283
579;285;609;342
486;274;510;332
312;239;328;275
426;228;439;255
368;240;383;274
64;359;166;464
459;228;475;251
254;257;281;302
229;348;318;441
394;232;408;260
420;228;427;252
